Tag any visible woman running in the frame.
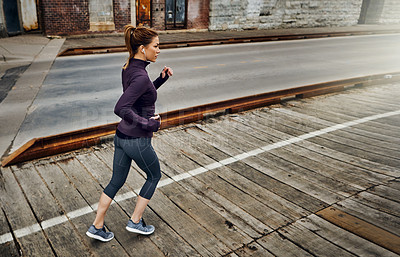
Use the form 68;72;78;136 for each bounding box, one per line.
86;25;173;242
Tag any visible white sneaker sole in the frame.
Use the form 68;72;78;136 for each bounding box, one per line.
86;231;114;242
125;226;154;235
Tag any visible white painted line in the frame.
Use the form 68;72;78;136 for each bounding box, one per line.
0;233;13;245
157;178;174;188
235;152;251;160
1;109;399;244
133;188;141;196
204;162;222;170
14;223;41;238
172;172;192;182
247;148;264;156
114;191;136;203
219;157;237;165
189;166;209;176
67;206;93;220
41;216;68;230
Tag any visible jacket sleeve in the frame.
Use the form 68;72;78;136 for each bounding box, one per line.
114;76;160;132
152;73;169;89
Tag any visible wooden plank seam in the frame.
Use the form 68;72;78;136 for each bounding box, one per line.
1;109;399;245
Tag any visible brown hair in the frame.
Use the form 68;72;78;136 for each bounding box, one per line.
123;25;159;69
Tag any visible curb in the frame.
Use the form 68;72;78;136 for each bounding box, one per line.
58;28;400;57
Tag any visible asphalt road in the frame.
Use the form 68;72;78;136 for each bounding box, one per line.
11;33;400;151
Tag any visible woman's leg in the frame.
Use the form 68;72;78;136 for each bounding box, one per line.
92;136;132;228
93;192;112;228
123;137;161;222
131;196;150;223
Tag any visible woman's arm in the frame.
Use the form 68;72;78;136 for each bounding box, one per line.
153;66;173;89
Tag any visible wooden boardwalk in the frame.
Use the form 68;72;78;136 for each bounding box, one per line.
1;82;400;256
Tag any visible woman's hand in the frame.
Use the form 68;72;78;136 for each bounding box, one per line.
161;66;173;78
150;114;161;124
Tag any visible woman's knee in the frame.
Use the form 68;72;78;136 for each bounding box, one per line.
153;171;162;182
103;181;124;199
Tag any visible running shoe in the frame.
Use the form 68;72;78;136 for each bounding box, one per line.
86;225;114;242
126;218;155;235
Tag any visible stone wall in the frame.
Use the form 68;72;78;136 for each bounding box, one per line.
379;0;400;24
209;0;364;31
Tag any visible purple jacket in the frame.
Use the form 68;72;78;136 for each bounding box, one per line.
114;58;168;138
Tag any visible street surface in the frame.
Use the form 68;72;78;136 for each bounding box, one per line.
11;33;400;151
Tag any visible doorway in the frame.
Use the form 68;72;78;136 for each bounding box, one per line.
359;0;385;24
165;0;186;29
3;0;21;35
137;0;151;26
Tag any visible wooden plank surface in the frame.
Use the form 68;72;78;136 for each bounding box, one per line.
233;241;275;256
370;184;400;204
53;155;130;257
317;207;400;255
225;113;384;189
0;196;19;257
11;161;103;257
153;138;254;252
162;131;309;223
278;221;355;256
231;110;398;178
334;198;400;237
301;214;398;256
75;150;200;257
254;110;400;167
352;191;400;217
156;134;271;238
290;98;400;137
1;82;400;256
31;160;98;256
273;107;400;151
389;180;400;191
257;231;314;257
0;166;55;257
93;141;232;255
191;121;343;204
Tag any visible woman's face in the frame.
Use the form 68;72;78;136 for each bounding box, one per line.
144;36;160;62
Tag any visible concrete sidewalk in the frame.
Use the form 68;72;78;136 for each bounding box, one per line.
0;35;65;159
61;24;400;53
1;24;400;160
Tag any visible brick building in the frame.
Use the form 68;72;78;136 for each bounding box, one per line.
0;0;400;37
0;0;210;36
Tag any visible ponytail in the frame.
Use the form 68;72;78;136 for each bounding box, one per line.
123;25;158;69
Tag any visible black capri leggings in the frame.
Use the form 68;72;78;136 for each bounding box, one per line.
104;135;161;200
